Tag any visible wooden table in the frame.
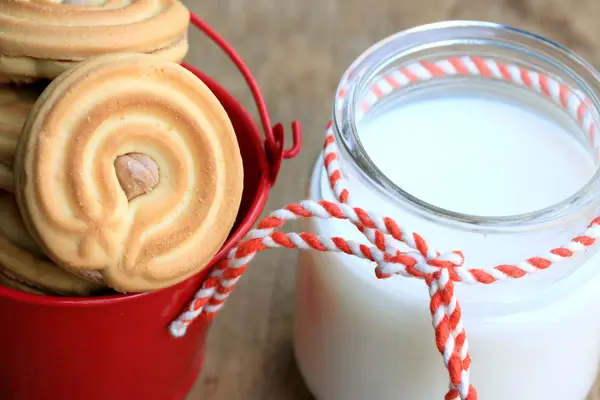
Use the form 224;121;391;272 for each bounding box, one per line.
183;1;600;398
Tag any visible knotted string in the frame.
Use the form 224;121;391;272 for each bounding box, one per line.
170;56;600;400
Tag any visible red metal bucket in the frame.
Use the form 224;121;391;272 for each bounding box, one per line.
0;14;301;400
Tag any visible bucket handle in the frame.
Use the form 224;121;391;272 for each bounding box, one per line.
190;12;302;182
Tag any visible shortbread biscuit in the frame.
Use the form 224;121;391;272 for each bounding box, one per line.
0;191;107;296
14;53;244;293
0;0;190;82
0;84;43;192
0;268;48;295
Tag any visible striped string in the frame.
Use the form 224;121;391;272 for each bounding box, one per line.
170;56;600;400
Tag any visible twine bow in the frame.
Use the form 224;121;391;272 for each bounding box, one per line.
170;57;600;400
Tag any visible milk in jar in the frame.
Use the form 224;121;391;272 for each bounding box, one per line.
293;21;600;400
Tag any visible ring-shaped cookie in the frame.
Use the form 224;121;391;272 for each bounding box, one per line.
0;191;106;296
0;84;44;192
14;53;244;293
0;270;47;295
0;0;190;82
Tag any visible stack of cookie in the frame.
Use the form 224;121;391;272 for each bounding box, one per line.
0;1;244;296
0;81;105;295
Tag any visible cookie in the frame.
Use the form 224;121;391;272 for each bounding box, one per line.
0;191;106;296
0;268;48;296
14;53;244;293
0;0;190;82
0;84;44;193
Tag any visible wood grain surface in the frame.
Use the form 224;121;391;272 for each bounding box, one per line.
182;1;600;399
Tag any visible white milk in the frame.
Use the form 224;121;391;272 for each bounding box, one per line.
294;93;600;399
360;96;594;216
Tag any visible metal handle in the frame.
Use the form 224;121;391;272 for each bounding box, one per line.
190;12;303;182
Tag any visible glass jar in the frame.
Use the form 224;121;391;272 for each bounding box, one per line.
293;21;600;400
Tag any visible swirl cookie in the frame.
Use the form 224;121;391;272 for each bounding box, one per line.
0;269;48;295
0;0;190;82
0;191;106;296
0;84;44;192
14;53;244;293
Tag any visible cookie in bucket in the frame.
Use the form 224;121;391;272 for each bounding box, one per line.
0;190;106;296
13;53;244;293
0;84;45;193
0;0;190;82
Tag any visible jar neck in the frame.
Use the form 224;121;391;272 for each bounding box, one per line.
332;21;600;233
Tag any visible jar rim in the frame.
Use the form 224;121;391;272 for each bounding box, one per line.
332;20;600;232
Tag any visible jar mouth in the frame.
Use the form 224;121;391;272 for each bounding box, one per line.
333;20;600;232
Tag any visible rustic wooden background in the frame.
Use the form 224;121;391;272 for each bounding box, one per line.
181;1;600;398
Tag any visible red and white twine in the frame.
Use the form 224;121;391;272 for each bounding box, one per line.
170;56;600;400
